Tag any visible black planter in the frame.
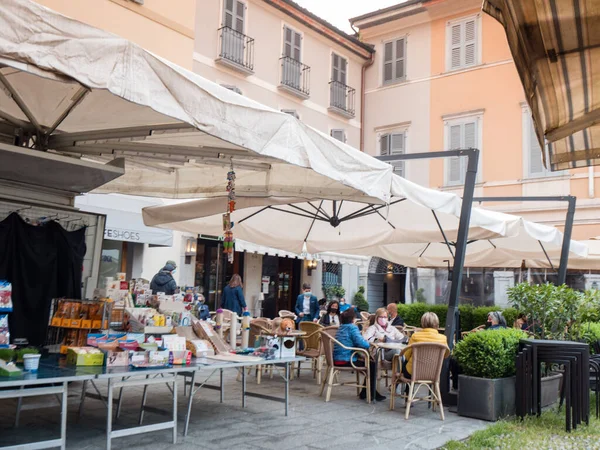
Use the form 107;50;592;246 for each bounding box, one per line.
457;374;516;421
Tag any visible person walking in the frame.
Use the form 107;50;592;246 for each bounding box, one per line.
150;260;178;295
295;283;319;323
221;274;247;316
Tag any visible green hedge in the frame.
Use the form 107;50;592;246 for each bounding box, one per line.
396;303;519;334
578;322;600;354
453;328;526;378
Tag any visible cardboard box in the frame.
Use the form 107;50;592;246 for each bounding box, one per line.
66;347;104;366
148;349;170;365
129;351;147;366
102;349;130;367
279;336;296;358
170;350;192;365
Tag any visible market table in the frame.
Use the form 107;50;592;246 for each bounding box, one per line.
0;364;96;450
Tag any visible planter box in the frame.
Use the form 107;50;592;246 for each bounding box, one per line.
458;375;515;421
541;373;562;408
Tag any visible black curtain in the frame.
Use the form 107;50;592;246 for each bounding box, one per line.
0;213;86;346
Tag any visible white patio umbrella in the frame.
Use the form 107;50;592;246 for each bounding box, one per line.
142;175;530;255
525;239;599;270
0;0;393;202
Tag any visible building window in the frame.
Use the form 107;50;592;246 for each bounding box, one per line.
444;115;481;185
280;26;310;98
329;53;355;117
281;109;299;119
322;262;342;298
523;111;549;178
331;129;346;142
383;37;406;84
447;16;479;71
380;132;406;177
218;0;254;73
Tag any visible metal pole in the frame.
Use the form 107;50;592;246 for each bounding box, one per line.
444;149;478;349
558;196;576;285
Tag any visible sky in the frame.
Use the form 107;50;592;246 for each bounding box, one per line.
293;0;404;33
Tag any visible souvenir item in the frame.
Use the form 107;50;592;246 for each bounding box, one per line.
0;281;12;312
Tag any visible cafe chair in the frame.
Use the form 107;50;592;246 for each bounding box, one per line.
360;311;371;321
390;342;449;420
296;322;324;383
279;310;297;321
319;327;371;403
239;320;275;384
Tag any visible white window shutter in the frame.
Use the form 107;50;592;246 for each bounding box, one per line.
383;42;393;83
448;125;462;183
380;134;390;156
331;129;345;142
464;20;476;66
234;0;245;32
395;38;405;80
293;30;302;61
464;121;476;149
529;116;544;174
390;133;405;177
451;24;462;69
284;26;292;58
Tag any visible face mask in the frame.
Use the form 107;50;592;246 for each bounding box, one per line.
330;309;338;314
304;291;312;297
377;318;388;327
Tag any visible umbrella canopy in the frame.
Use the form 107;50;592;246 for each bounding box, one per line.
0;0;393;201
343;219;588;269
483;0;600;171
525;239;599;270
142;175;532;255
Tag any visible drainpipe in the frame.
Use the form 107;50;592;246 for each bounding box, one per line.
589;166;595;198
360;52;375;152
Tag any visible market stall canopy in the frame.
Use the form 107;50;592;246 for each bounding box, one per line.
339;219;588;269
0;0;393;202
142;176;531;255
483;0;600;171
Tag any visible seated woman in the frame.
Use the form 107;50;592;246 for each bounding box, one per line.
363;307;406;361
486;311;507;329
333;309;386;402
320;300;340;326
402;312;449;379
514;313;529;330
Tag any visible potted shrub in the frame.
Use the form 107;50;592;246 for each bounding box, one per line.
353;286;369;312
453;328;525;421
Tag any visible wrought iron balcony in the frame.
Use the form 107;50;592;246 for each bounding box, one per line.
217;26;254;74
279;56;310;99
328;81;356;118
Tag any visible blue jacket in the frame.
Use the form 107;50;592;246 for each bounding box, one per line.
221;285;246;316
294;294;319;322
150;271;177;295
333;323;370;362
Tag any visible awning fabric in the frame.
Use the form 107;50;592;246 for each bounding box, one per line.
142;177;533;255
0;0;393;202
483;0;600;171
234;239;370;268
526;239;600;270
338;218;589;269
76;194;173;246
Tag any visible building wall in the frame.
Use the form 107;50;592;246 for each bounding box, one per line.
141;231;197;287
243;253;264;315
193;0;366;148
34;0;195;69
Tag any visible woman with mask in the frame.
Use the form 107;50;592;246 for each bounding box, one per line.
320;300;340;326
363;308;406;361
294;283;319;323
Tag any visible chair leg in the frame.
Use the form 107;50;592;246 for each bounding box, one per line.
257;365;262;385
405;382;415;420
316;357;322;385
435;382;445;421
356;371;360;396
365;372;371;404
297;361;301;378
325;368;335;402
390;378;396;411
320;367;330;397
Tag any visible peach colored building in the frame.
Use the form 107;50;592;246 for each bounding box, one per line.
352;0;600;301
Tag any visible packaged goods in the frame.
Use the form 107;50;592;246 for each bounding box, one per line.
66;347;104;366
186;339;215;357
0;281;12;312
0;314;9;347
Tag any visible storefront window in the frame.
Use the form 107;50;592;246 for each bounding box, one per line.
99;240;122;279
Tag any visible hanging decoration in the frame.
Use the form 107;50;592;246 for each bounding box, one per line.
223;162;236;263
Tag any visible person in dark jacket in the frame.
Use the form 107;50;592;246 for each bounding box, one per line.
221;274;247;316
150;261;178;295
294;283;319;323
387;303;405;327
320;300;340;326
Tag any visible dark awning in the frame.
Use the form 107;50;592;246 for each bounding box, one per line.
483;0;600;171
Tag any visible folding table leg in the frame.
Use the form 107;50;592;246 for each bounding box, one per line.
106;378;113;450
78;380;88;420
242;367;247;408
138;375;150;425
220;369;224;403
116;380;125;419
14;385;24;428
285;362;290;417
60;381;68;450
183;371;197;437
172;376;178;445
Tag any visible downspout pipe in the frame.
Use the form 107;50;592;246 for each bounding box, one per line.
589;166;595;198
360;51;375;152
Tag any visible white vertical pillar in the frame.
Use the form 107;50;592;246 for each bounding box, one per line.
417;268;436;304
243;253;263;316
493;271;514;308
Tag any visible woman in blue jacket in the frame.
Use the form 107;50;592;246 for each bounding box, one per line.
333;309;385;402
221;274;247;316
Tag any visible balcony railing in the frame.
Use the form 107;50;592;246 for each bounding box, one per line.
329;81;356;118
279;56;310;98
218;26;254;73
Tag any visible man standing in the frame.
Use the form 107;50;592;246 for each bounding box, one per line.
294;283;319;323
150;260;178;295
387;303;405;326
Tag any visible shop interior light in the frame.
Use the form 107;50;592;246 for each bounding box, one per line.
307;259;318;276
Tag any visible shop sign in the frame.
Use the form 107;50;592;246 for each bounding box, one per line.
104;228;141;242
261;276;270;294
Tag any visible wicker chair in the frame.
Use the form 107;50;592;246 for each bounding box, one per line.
279;310;297;321
319;327;371;403
460;324;485;339
296;322;324;383
390;342;449;420
244;320;275;384
360;311;371;321
402;326;418;337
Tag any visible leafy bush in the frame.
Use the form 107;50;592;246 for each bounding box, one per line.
453;328;526;379
397;303;448;328
353;286;369;312
577;322;600;354
0;348;14;362
323;285;345;300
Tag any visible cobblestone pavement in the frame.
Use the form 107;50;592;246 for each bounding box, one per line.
0;367;488;449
